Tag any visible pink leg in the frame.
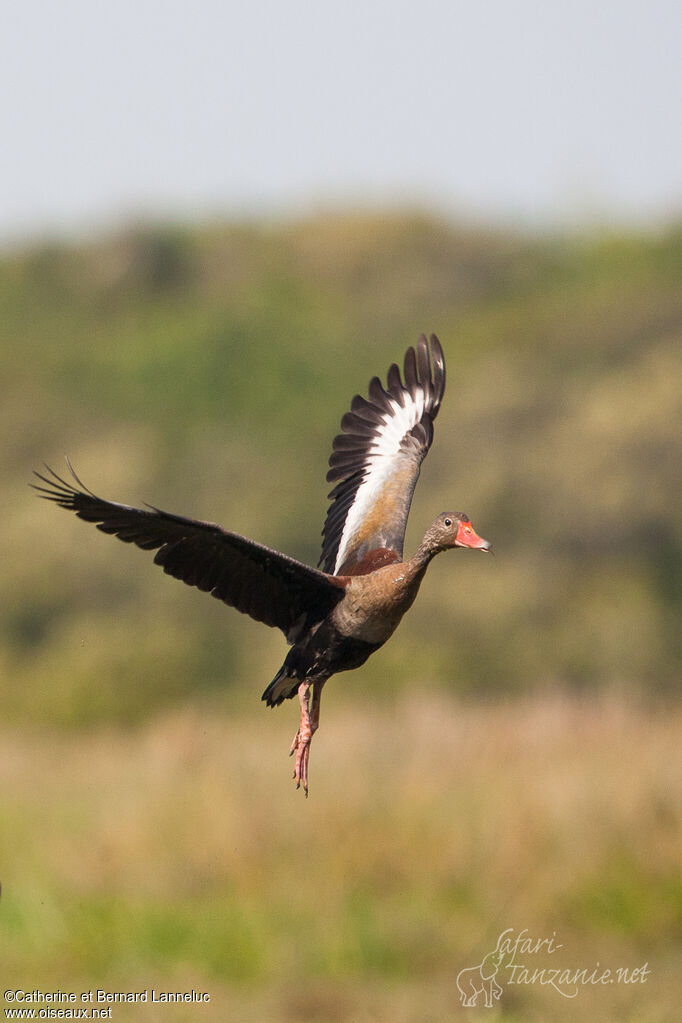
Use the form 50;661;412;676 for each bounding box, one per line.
289;681;323;796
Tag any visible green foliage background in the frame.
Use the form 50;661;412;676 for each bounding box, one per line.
3;212;681;724
1;213;681;1022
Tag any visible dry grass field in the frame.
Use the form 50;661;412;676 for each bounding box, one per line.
2;692;680;1022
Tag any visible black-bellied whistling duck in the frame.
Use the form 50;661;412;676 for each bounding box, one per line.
33;334;490;794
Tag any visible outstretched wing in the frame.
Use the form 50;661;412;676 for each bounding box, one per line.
319;333;446;575
33;463;344;643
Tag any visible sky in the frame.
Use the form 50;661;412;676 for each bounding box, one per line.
1;0;680;244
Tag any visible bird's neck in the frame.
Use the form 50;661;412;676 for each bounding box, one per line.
391;540;439;595
412;537;441;571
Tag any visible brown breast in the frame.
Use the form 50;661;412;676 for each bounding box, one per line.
333;557;428;645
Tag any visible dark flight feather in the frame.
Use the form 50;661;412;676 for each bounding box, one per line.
319;333;446;575
33;463;344;644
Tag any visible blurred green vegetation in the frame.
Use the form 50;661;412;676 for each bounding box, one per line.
3;212;680;725
2;213;681;1021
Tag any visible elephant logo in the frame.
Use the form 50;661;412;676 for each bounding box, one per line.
456;947;505;1008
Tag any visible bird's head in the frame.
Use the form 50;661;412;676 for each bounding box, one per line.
426;512;492;554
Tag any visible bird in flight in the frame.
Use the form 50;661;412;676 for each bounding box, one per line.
34;334;490;794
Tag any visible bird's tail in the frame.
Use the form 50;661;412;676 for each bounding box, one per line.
261;666;299;707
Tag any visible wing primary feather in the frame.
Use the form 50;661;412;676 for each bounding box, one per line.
429;333;446;399
367;375;394;412
403;346;418;398
349;394;385;424
319;334;447;574
386;363;405;404
416;334;431;404
34;461;344;639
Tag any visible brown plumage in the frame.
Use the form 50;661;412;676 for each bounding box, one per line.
33;334;491;794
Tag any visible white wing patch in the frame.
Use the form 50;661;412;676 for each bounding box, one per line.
319;334;446;576
333;391;427;573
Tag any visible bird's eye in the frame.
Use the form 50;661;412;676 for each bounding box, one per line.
444;518;452;527
465;526;472;534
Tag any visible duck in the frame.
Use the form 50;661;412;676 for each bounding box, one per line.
33;334;491;794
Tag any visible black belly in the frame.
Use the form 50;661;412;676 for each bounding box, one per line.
285;623;383;682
